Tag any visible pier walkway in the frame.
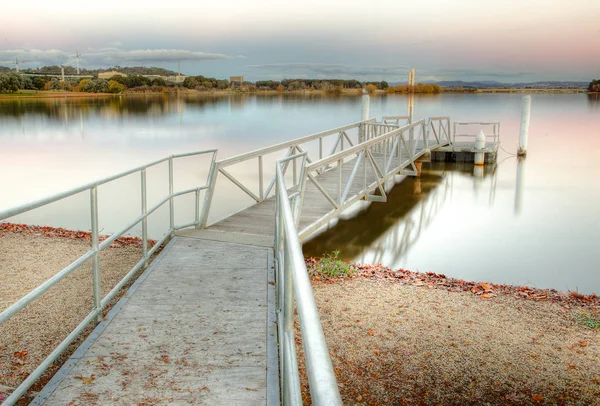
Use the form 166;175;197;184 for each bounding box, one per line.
0;114;501;405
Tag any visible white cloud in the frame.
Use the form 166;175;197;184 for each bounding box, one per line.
0;48;239;68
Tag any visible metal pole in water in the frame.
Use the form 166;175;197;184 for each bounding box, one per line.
361;88;370;121
518;95;531;156
474;129;486;165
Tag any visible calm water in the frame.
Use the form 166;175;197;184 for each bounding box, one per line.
1;93;599;293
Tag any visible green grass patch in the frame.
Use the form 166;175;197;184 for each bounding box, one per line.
574;310;600;330
309;251;354;279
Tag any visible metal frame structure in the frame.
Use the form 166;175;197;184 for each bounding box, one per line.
295;119;449;240
452;121;500;145
199;119;377;228
274;153;343;406
0;149;217;406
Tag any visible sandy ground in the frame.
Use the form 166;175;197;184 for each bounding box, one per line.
298;279;600;405
0;231;155;404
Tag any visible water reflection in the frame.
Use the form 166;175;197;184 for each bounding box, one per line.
303;162;498;266
587;93;600;111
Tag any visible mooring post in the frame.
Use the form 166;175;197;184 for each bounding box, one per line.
361;88;370;121
518;95;531;156
474;129;486;165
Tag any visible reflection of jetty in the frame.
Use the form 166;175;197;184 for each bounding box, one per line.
1;106;501;404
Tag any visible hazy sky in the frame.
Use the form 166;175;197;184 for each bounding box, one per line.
1;0;598;82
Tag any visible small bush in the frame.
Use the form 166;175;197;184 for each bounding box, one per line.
574;310;600;330
309;251;354;279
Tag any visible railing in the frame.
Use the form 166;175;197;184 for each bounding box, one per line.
382;115;411;126
296;119;440;240
427;116;452;147
274;153;342;406
200;119;375;227
452;121;500;146
0;149;217;406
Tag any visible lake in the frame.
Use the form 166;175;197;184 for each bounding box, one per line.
1;92;599;293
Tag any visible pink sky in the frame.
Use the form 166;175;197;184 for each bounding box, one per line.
1;0;598;82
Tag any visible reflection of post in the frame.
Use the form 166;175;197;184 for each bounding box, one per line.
473;164;484;195
408;93;415;144
79;109;84;140
514;156;525;215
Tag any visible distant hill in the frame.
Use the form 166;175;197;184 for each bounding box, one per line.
413;80;588;89
0;66;12;73
15;65;179;77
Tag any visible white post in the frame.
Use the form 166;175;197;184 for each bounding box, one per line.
361;89;370;121
474;129;486;165
518;95;531;156
514;157;525;215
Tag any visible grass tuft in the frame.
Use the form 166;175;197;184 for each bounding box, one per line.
309;251;354;279
574;310;600;330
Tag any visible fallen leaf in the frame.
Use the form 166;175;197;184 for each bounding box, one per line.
479;283;493;292
245;387;258;391
568;365;577;370
480;293;495;299
75;374;96;384
579;341;588;347
368;330;377;336
13;350;28;358
531;394;544;402
505;392;522;402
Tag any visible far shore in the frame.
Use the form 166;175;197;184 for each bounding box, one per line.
0;87;588;100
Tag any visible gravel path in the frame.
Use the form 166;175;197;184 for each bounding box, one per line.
298;279;600;405
0;231;151;403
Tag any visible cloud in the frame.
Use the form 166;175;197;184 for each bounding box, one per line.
0;48;240;68
247;62;410;79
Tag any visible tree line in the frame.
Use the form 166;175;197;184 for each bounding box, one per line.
589;80;600;92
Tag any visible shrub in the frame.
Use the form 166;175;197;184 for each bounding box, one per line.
309;251;354;279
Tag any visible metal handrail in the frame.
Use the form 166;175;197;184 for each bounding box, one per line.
0;149;217;406
274;154;342;406
199;119;376;228
452;122;501;145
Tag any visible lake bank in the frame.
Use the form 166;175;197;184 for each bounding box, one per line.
298;261;600;405
0;87;586;101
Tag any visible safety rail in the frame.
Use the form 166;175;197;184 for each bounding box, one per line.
274;153;342;406
296;119;444;240
453;121;500;145
200;119;375;228
382;115;411;126
427;116;452;147
0;149;217;406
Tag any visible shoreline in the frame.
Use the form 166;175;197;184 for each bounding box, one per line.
0;87;588;100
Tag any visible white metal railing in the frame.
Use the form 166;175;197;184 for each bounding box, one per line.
274;153;342;406
199;119;376;227
0;149;217;406
296;119;447;239
452;121;500;146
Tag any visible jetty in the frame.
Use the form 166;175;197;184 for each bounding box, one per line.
0;100;501;405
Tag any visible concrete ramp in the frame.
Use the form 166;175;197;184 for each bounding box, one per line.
35;237;276;406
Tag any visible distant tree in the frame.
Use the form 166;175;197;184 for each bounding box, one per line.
183;77;198;89
108;80;125;93
0;73;24;93
366;84;378;94
380;81;389;89
151;77;167;87
589;79;600;92
31;76;49;90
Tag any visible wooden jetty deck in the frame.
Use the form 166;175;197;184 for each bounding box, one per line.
2;116;494;405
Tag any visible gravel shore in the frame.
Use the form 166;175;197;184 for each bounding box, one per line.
298;278;600;405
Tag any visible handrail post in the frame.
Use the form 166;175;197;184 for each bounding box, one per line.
90;186;102;325
199;152;218;229
141;169;148;266
168;157;174;235
258;155;264;201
